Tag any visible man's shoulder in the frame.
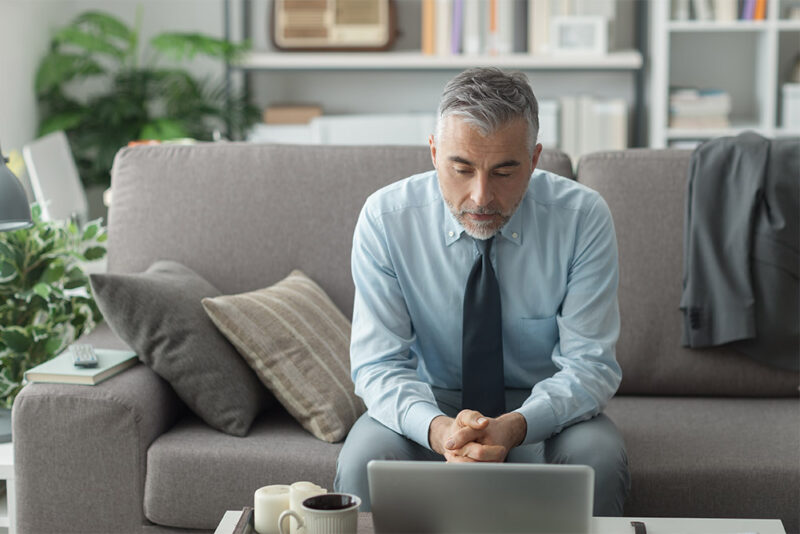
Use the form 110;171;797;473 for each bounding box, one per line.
528;169;602;213
363;170;440;219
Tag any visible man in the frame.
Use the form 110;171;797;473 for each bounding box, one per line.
335;67;630;516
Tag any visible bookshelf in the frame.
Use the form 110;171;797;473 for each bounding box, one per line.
649;0;800;148
224;0;648;149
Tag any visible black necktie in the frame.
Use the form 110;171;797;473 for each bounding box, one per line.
462;236;505;417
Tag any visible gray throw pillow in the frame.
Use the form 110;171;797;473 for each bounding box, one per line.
90;260;272;436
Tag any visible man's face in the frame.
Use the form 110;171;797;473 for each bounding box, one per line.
430;115;542;240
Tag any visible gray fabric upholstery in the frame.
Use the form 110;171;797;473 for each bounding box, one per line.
13;145;799;534
577;150;800;397
144;410;342;530
90;260;272;436
107;144;572;318
13;364;184;533
605;396;800;532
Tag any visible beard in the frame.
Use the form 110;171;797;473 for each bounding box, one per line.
445;199;517;240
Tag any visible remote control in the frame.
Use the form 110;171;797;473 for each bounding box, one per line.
71;344;99;368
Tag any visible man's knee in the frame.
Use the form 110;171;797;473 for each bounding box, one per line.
546;414;627;469
335;413;439;510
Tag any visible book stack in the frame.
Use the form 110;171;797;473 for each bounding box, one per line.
559;95;628;162
421;0;616;56
669;88;732;129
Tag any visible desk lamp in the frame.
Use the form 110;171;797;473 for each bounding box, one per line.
0;143;33;232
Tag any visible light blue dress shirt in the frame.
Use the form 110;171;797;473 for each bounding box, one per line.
350;168;621;450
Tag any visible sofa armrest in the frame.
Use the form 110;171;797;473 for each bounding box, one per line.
13;363;184;534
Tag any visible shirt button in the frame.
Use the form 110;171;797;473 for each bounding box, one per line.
448;231;454;237
512;232;519;239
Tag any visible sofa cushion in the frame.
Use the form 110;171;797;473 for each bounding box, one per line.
202;270;365;443
144;409;343;530
605;396;800;533
107;144;572;321
90;260;272;436
577;150;799;396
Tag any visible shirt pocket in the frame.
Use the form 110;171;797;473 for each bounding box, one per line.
515;316;559;360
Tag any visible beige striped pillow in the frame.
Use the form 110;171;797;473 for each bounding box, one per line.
201;270;365;443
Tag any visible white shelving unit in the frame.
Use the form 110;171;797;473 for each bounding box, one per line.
0;442;15;534
226;0;648;147
649;0;800;147
237;50;644;71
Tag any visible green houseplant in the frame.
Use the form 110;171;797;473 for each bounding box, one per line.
0;205;107;407
35;9;259;187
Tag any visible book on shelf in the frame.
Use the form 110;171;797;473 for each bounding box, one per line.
436;0;452;56
263;105;322;125
673;0;691;20
529;0;551;54
714;0;738;21
741;0;756;19
421;0;616;57
25;348;138;386
753;0;766;19
692;0;713;20
559;94;628;162
232;506;254;534
669;87;732;129
422;0;436;55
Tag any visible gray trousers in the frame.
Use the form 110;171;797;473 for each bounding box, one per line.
334;388;631;516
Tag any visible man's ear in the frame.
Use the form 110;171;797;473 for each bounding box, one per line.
429;134;437;169
531;143;543;169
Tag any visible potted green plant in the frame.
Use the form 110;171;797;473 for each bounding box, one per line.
0;204;107;408
35;9;259;188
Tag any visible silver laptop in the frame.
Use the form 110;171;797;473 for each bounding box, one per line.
367;460;594;534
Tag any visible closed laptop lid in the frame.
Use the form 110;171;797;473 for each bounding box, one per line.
367;460;594;534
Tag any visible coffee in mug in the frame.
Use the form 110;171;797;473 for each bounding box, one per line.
278;493;361;534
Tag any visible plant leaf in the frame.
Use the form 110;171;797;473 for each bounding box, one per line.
0;261;16;283
54;27;126;60
139;118;189;141
38;111;86;137
150;33;245;62
41;261;65;284
35;52;104;94
73;11;134;45
83;247;106;261
1;327;32;353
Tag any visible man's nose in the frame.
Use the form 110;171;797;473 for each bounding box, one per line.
470;173;493;207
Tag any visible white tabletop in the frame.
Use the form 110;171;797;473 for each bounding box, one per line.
215;511;786;534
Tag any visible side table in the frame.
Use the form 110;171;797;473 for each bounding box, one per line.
0;442;15;534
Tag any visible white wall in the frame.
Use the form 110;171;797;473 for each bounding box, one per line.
0;0;225;199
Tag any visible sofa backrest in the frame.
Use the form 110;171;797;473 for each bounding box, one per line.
577;149;798;397
107;143;572;324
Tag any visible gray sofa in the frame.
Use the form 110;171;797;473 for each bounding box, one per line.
13;144;799;534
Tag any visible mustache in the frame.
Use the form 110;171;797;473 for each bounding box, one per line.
459;206;504;216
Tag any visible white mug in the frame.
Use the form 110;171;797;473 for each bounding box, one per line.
278;493;361;534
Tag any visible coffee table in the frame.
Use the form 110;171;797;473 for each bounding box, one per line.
214;510;786;534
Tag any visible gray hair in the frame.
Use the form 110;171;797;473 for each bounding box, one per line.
435;67;539;154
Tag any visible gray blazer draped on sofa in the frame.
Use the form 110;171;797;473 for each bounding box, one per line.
680;132;799;371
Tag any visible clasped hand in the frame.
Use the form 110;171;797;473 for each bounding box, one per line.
429;410;527;463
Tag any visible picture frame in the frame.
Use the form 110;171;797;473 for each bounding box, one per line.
550;16;608;55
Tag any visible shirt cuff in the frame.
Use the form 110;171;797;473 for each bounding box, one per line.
401;401;446;450
513;397;559;446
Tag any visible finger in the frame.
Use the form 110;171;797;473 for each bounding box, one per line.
460;443;508;463
456;410;490;430
445;426;483;450
445;450;478;463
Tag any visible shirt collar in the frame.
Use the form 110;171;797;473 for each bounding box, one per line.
440;195;524;247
